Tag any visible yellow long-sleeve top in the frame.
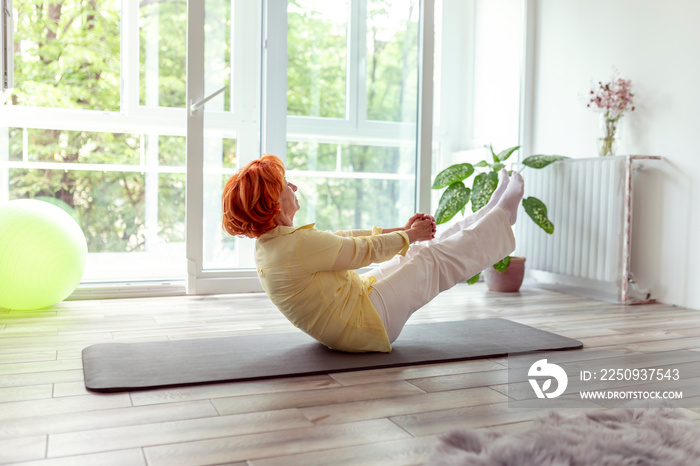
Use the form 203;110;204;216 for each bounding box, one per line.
255;224;410;353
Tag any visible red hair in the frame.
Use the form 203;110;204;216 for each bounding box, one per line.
222;155;286;238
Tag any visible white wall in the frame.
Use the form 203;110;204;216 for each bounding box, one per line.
529;0;700;309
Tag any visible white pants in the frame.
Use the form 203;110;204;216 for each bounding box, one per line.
362;206;515;343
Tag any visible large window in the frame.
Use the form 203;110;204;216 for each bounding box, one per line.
1;0;524;294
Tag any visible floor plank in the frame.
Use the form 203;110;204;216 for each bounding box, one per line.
0;394;132;422
299;387;508;426
0;384;54;403
210;380;426;416
248;435;439;466
8;449;146;466
0;400;217;440
0;435;47;463
47;409;313;458
329;359;506;386
142;419;411;466
129;374;343;407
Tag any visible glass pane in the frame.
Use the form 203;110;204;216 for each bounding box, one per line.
342;144;415;175
286;141;339;172
141;0;234;111
13;128;140;165
291;176;414;231
140;0;187;108
204;0;232;112
157;135;186;167
366;0;419;123
9;0;120;110
158;173;186;244
8;128;22;161
9;168;146;253
287;0;348;118
287;141;415;231
222;137;237;169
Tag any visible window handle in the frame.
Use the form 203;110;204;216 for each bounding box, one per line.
189;86;227;114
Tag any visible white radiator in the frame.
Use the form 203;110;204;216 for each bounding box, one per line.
515;155;659;304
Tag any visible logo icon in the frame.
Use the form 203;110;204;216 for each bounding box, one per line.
528;359;568;399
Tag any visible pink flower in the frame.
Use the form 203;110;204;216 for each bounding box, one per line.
587;75;635;120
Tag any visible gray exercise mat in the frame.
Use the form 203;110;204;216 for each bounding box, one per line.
82;318;582;392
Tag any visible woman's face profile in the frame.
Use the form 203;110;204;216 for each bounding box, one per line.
278;179;300;223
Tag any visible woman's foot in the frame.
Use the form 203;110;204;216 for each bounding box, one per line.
497;172;524;225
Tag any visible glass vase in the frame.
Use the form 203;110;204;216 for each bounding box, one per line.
597;114;621;156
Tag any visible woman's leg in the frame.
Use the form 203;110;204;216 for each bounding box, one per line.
370;173;523;343
363;169;511;284
434;168;510;241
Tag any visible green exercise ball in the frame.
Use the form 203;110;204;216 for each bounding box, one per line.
0;199;87;310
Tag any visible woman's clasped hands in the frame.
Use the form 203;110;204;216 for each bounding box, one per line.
404;213;436;243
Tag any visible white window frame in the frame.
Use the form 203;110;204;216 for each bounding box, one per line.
1;0;442;297
1;0;12;103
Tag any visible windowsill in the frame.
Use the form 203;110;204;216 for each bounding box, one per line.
70;280;187;300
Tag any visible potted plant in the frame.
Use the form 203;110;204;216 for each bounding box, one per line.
432;145;567;291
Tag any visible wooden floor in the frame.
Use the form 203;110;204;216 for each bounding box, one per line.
1;282;699;465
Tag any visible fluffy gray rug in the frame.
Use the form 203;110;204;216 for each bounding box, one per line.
429;407;700;465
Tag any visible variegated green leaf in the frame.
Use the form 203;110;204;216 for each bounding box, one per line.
521;154;568;169
522;196;554;234
493;256;511;273
490;145;499;163
470;171;498;212
474;160;489;168
432;163;475;189
491;162;505;172
496;146;520;162
435;182;471;224
467;273;480;285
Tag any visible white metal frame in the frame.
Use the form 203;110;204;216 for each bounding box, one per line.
186;0;206;294
261;0;288;160
1;0;12;102
416;0;434;214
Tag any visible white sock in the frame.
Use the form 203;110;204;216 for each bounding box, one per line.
497;172;524;225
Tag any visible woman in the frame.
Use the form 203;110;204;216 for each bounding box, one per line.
222;155;523;353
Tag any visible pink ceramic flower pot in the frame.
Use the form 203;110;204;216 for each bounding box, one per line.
483;256;525;292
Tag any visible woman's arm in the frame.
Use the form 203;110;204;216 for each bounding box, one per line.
333;229;374;237
333;213;436;239
329;216;436;271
